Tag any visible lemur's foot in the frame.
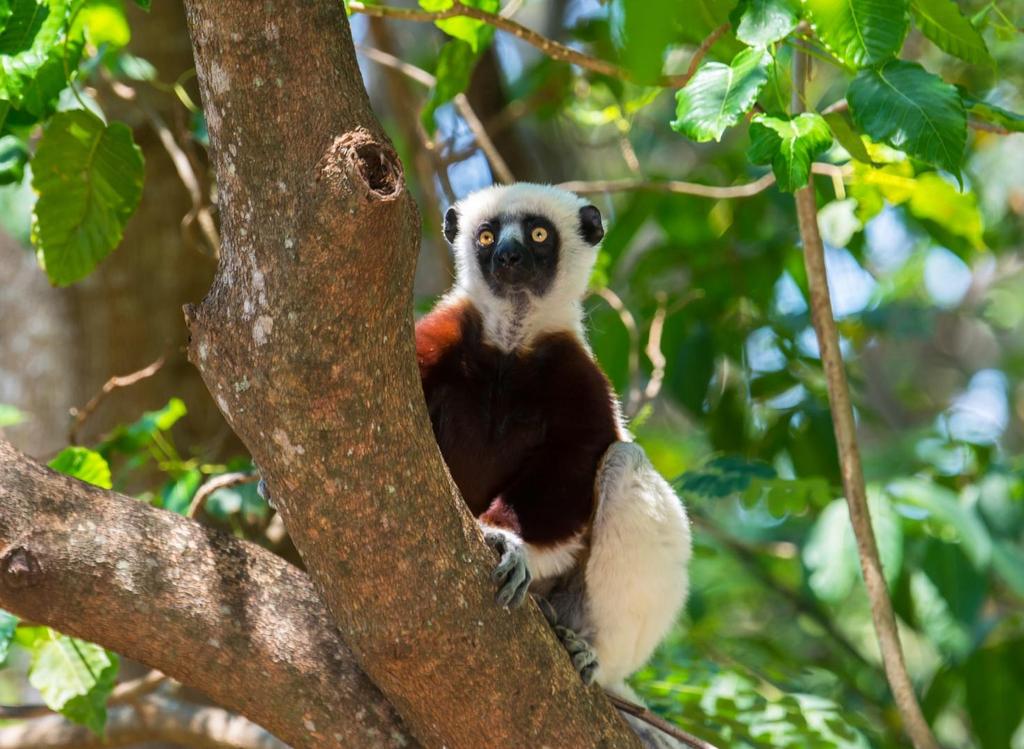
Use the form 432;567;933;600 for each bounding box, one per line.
555;625;599;685
484;529;531;608
533;595;599;685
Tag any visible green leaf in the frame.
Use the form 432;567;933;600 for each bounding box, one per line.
422;0;498;53
906;172;985;250
0;610;17;664
801;0;908;67
161;468;202;515
28;633;119;735
32;110;144;286
614;0;688;83
0;0;83;117
964;97;1024;133
733;0;801;46
911;0;992;65
963;642;1024;749
48;447;112;489
910;570;972;660
0;403;27;427
671;46;771;143
888;478;992;568
421;39;476;135
132;0;149;9
848;60;966;179
823;109;872;164
748;112;832;191
804;491;902;603
0;134;28;184
74;0;130;50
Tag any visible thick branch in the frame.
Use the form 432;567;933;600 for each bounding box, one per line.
0;694;283;749
180;2;639;747
791;50;940;749
0;440;415;749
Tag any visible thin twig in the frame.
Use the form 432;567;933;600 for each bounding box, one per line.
357;45;514;184
594;287;642;413
559;163;849;199
68;356;167;445
608;694;719;749
791;47;940;749
642;296;669;405
187;471;259;519
350;2;725;88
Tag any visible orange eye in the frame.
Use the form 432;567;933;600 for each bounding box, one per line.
478;229;495;246
531;227;549;243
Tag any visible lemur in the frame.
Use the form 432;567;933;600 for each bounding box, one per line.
415;183;692;696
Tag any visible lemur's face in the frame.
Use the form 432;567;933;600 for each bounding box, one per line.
443;184;604;301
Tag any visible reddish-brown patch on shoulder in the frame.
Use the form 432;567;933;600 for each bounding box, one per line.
415;298;470;375
479;497;522;534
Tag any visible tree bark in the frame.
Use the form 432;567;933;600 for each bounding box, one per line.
180;1;638;747
0;440;415;749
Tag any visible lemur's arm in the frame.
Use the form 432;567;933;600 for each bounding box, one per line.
478;336;618;586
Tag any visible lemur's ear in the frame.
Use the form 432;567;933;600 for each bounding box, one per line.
578;204;604;246
443;206;459;244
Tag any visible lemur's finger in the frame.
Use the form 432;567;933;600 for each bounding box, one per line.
495;557;530;607
579;661;598;686
533;595;558;626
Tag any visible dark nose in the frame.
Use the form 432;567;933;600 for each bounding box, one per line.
494;240;524;268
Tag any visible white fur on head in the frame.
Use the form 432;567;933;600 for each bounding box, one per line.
446;183;602;352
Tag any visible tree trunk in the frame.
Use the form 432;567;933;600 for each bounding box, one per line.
180;1;639;747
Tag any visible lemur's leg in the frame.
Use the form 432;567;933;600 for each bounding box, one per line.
584;442;692;689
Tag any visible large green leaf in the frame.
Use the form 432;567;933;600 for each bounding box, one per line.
732;0;801;46
32;110;144;286
963;642;1024;749
748;112;833;191
48;446;112;489
848;60;966;178
28;633;119;735
421;39;476;135
801;0;908;67
911;0;992;65
671;46;771;143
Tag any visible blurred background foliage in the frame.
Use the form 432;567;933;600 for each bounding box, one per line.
1;0;1023;747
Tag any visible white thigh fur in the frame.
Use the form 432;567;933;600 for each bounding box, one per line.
584;441;692;689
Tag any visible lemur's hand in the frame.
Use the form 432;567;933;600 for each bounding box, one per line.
483;528;531;608
533;595;599;686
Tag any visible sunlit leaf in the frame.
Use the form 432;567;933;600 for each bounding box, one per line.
671;46;771;143
848;60;966;179
911;0;992;65
421;0;498;53
161;467;202;515
732;0;801;46
0;403;27;427
613;0;687;83
421;39;476;135
0;134;28;184
801;0;909;67
48;447;112;489
73;0;130;49
748;112;832;191
823;110;872;164
32;110;145;286
28;633;119;735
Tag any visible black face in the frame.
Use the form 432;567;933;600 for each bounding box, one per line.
442;202;604;299
474;214;560;297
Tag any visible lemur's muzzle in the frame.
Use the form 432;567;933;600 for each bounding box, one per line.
491;238;534;286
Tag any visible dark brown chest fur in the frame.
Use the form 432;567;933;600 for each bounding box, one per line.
416;301;618;543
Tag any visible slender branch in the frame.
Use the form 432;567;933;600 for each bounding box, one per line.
0;669;170;721
349;2;725;88
791;48;940;749
0;694;285;749
608;694;719;749
594;287;641;414
187;470;258;518
357;45;514;184
641;296;669;406
559;163;849;198
68;355;166;444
